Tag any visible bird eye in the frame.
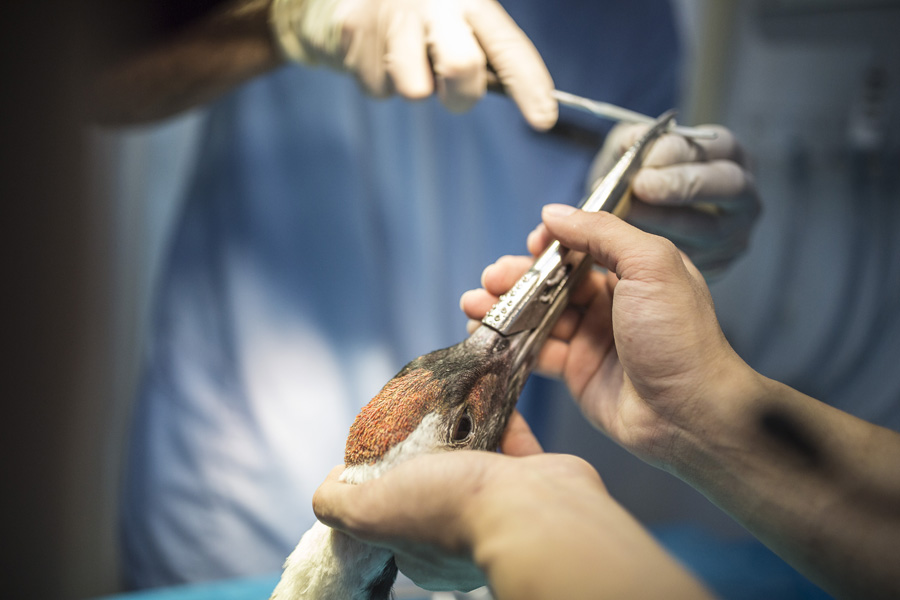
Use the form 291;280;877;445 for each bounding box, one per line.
451;411;474;443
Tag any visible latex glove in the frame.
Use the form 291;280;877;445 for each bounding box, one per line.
462;207;750;469
586;123;760;277
270;0;557;129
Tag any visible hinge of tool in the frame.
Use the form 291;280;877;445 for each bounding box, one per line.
483;242;573;336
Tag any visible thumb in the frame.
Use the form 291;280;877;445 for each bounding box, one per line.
541;204;686;283
500;411;544;457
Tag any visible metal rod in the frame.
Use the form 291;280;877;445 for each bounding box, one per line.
552;90;717;140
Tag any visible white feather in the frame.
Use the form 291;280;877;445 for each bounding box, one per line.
271;413;446;598
269;521;393;599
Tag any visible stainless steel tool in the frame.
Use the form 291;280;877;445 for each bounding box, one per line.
485;67;714;139
552;90;716;140
477;109;677;393
336;111;676;511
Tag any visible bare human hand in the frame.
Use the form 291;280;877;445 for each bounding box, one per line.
462;207;751;468
314;411;711;599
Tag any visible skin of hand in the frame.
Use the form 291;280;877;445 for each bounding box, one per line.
93;0;557;129
462;206;900;599
313;412;714;600
270;0;557;129
584;123;760;277
464;205;746;469
92;0;284;125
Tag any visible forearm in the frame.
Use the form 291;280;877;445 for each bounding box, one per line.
669;364;900;599
91;0;281;125
469;476;713;600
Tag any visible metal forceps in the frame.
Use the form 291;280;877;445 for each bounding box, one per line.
479;110;677;381
552;90;717;140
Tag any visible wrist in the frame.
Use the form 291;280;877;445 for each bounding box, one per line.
269;0;343;65
466;484;600;599
462;459;713;599
662;354;768;483
270;0;308;62
469;485;713;599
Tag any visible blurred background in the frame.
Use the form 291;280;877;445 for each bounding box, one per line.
4;0;898;598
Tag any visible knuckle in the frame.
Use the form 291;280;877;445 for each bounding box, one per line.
684;169;704;200
395;80;432;100
437;54;484;81
634;169;677;203
646;134;689;166
553;454;603;484
650;234;681;262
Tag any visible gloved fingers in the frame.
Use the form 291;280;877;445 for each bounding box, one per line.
641;125;747;168
342;12;393;97
464;0;556;130
385;10;434;99
588;123;750;191
625;198;755;277
586;124;636;189
426;1;488;113
603;124;747;167
632;160;756;207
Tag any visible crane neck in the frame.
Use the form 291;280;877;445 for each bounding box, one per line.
269;520;397;600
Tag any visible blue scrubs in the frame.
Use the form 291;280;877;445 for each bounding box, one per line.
121;0;681;588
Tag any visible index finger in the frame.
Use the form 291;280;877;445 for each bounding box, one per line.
500;410;544;456
466;0;557;130
646;126;745;167
611;124;746;167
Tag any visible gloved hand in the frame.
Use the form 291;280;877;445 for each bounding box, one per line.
585;123;760;277
270;0;557;129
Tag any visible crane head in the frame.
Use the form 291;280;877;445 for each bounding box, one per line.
342;326;529;483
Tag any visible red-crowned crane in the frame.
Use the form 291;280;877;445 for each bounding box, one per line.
268;112;672;599
269;325;531;599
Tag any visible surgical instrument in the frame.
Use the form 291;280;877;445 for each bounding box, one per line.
480;109;677;389
485;69;715;139
552;90;717;140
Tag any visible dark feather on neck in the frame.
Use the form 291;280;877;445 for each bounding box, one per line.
366;555;398;600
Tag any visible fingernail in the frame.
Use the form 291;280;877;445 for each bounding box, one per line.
542;203;577;217
528;100;559;132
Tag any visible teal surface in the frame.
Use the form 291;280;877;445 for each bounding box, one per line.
97;526;835;600
94;573;442;600
95;574;280;600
